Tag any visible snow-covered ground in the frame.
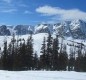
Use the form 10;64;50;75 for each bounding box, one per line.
0;70;86;80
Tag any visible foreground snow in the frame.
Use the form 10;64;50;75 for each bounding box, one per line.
0;70;86;80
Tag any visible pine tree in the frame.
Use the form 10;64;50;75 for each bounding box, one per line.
46;33;53;70
20;40;26;70
81;54;86;71
40;37;47;70
52;35;59;70
82;48;86;71
25;35;33;70
15;38;27;70
59;44;68;70
41;37;46;57
33;51;38;70
2;40;8;70
12;42;19;70
10;33;16;70
7;43;13;70
0;47;2;69
15;41;22;70
74;47;82;72
68;47;75;71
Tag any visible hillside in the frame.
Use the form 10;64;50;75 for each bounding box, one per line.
0;33;85;57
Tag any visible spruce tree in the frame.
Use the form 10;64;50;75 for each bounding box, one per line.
68;47;75;71
20;40;26;70
59;44;68;70
2;40;8;70
40;37;47;70
33;51;38;70
25;35;33;70
52;35;59;70
11;33;16;70
46;33;53;70
7;43;13;70
75;47;82;72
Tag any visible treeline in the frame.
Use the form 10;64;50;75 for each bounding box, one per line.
0;34;34;71
0;33;86;72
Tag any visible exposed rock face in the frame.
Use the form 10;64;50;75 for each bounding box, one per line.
14;25;34;35
0;25;11;36
53;20;86;39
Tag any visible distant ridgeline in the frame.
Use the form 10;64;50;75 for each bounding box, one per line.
0;19;86;39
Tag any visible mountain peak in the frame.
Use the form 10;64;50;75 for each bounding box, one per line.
34;24;51;34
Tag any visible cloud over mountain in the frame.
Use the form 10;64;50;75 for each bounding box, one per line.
36;5;86;21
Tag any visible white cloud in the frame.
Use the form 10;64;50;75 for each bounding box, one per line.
36;6;60;15
36;5;86;21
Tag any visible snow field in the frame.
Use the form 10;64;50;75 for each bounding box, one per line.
0;70;86;80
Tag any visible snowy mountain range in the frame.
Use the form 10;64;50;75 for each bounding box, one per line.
0;19;86;39
53;19;86;39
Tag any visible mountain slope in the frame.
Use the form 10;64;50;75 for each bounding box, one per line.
0;25;11;36
34;24;53;34
53;19;86;39
14;25;34;35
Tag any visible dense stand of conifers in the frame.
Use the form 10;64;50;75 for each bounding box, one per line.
0;33;86;72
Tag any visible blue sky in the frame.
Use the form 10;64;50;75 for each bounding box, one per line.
0;0;86;25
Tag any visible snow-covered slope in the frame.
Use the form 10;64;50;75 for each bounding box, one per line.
33;33;48;55
0;33;85;57
35;24;53;34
